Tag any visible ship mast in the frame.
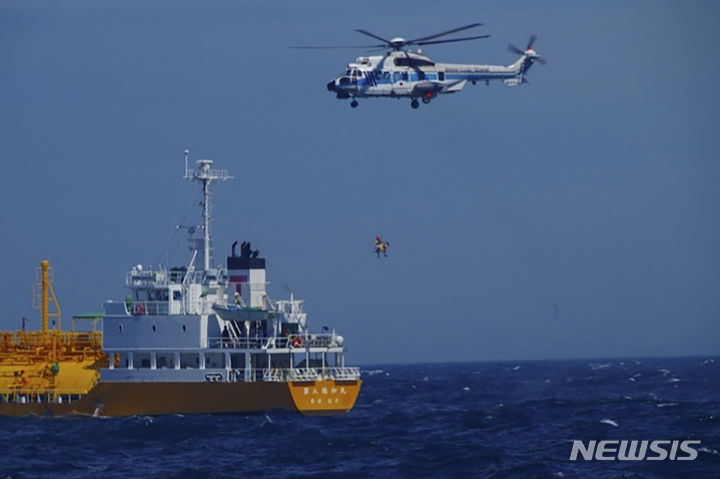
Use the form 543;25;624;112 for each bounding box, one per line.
184;150;233;271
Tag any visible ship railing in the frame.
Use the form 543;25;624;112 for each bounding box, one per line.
0;388;88;405
203;334;342;350
0;330;102;351
262;368;319;382
302;334;343;348
104;300;170;316
205;337;272;349
328;366;361;380
126;272;169;287
125;270;207;288
261;367;360;382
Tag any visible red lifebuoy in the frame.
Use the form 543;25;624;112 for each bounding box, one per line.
291;336;302;348
134;303;146;315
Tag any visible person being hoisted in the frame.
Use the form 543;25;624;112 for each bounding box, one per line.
374;235;390;258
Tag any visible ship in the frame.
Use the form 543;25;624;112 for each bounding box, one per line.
0;151;362;416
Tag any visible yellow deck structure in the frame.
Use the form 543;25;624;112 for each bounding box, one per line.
0;260;106;404
0;330;106;403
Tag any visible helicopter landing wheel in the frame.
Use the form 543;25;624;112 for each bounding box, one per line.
411;99;419;109
422;96;431;104
350;100;358;108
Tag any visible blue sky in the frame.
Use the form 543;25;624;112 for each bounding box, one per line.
1;0;718;364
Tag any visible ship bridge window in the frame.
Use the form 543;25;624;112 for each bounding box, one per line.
173;291;182;301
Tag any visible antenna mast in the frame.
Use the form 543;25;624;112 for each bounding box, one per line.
183;150;233;271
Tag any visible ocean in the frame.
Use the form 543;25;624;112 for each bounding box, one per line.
1;357;718;478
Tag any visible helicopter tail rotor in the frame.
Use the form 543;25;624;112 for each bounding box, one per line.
508;35;546;65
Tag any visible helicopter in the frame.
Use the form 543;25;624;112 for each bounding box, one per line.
293;24;545;109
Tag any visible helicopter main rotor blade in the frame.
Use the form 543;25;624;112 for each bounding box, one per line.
407;23;483;43
289;45;384;49
415;34;490;46
354;29;392;45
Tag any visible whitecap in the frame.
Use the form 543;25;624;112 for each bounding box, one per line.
700;359;715;366
623;395;632;400
628;377;636;382
656;402;679;408
512;365;521;371
462;386;470;391
364;369;384;376
600;418;619;427
699;447;719;456
544;379;551;383
590;362;611;370
553;473;565;478
422;376;430;382
668;377;681;383
657;369;670;376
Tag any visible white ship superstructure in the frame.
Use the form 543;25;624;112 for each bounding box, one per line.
101;152;359;387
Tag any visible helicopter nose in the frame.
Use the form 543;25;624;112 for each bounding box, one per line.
326;80;336;91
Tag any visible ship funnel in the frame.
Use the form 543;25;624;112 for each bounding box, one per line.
227;242;267;308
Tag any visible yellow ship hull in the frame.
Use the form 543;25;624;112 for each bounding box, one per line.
0;379;361;417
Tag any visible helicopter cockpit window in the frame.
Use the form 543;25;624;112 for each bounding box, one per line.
345;69;351;76
384;72;391;80
393;72;400;82
401;72;409;81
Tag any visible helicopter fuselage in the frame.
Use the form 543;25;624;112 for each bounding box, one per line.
326;49;539;107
